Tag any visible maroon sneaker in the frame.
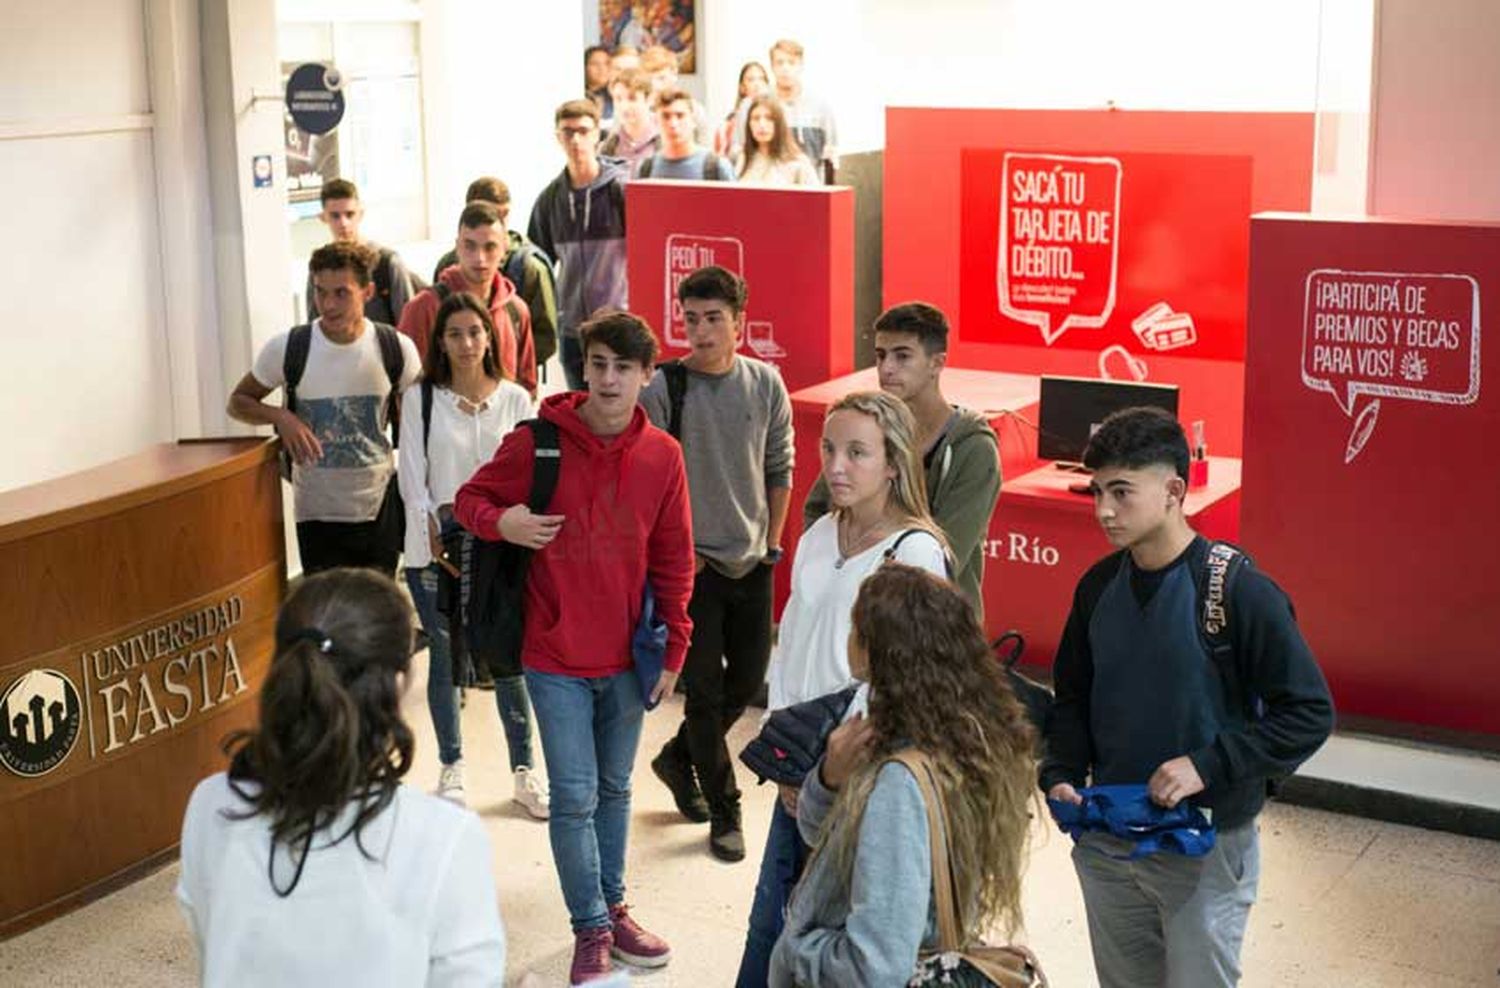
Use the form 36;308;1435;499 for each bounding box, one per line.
569;926;614;986
608;902;671;968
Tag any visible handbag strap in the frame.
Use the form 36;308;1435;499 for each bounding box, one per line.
886;749;964;953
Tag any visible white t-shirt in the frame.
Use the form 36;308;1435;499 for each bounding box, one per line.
397;380;534;567
766;516;948;712
177;773;504;988
252;320;421;523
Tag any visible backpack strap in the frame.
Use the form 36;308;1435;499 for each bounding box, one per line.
373;323;405;449
661;359;688;439
638;156;655;179
1198;540;1250;657
281;324;314;416
703;154;721;181
501;298;524;339
525;418;562;513
883;527;955;579
433;282;452;303
372;247;394;300
420;379;435;454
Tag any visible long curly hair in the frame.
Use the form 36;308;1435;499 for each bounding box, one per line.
223;568;416;896
818;563;1037;938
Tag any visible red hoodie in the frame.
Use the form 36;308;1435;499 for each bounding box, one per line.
453;392;695;678
397;266;538;396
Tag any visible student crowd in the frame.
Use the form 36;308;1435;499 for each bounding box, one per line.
176;36;1335;988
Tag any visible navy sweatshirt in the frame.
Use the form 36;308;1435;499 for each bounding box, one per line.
1039;536;1334;829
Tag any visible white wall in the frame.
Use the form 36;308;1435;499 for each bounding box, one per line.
0;0;174;491
700;0;1325;155
418;0;586;249
1312;0;1377;215
1369;0;1500;220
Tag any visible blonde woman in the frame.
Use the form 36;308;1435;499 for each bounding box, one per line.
770;563;1037;987
736;390;950;988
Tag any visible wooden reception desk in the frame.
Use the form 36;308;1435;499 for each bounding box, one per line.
0;439;284;936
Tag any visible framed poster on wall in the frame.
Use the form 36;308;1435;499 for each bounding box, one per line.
598;1;696;72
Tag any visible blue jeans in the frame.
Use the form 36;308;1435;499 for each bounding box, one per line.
735;800;809;988
525;668;644;931
405;566;535;770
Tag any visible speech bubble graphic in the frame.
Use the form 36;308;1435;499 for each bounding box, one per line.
664;234;744;347
996;153;1122;346
1301;269;1480;462
1301;270;1480;414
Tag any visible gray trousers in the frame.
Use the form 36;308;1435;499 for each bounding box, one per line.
1072;822;1260;988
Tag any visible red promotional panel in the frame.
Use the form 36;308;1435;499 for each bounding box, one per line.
625;181;855;393
1243;215;1500;736
883;108;1314;456
961;150;1251;362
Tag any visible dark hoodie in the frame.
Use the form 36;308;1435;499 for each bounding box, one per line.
396;266;537;396
453;393;695;678
527;158;630;338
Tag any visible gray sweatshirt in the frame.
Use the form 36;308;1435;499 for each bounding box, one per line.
640;355;793;578
769;758;939;988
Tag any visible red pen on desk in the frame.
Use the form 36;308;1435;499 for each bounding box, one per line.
1188;420;1209;488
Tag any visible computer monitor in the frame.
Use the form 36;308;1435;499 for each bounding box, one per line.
1037;376;1180;463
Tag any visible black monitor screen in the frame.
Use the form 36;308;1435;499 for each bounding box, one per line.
1037;376;1180;462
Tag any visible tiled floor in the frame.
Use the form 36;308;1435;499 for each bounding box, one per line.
3;674;1498;987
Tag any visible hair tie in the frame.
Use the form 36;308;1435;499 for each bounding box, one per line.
290;628;334;654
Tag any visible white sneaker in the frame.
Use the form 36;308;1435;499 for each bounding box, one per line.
437;761;466;807
513;766;550;820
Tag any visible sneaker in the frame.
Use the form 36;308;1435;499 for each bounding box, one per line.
651;746;709;823
569;926;614;986
709;808;746;862
436;761;466;807
608;902;671;968
513;766;550;820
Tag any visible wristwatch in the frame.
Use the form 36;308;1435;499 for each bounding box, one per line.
764;546;785;564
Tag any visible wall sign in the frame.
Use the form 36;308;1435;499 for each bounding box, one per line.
285;62;345;136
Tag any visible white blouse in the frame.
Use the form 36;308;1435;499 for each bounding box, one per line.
766;516;948;713
177;774;505;987
398;380;533;567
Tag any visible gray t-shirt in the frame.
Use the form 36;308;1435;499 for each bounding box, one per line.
640;355;792;578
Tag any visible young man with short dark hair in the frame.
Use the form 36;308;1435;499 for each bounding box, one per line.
639;266;793;862
803;301;1000;620
230;241;420;576
431;177;559;372
1041;407;1334;988
307;178;421;325
455;310;695;988
399;201;537;396
637;88;735;182
529;100;630;391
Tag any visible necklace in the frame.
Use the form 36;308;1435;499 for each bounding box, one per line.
835;516;889;569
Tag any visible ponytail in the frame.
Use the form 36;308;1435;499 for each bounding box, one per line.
224;569;415;896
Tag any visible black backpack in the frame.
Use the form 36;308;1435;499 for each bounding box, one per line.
658;359;689;439
279;321;405;481
457;418;562;679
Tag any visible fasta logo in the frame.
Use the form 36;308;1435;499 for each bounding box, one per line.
0;668;83;777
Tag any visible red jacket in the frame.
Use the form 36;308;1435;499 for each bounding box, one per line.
397;266;538;396
454;392;695;678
